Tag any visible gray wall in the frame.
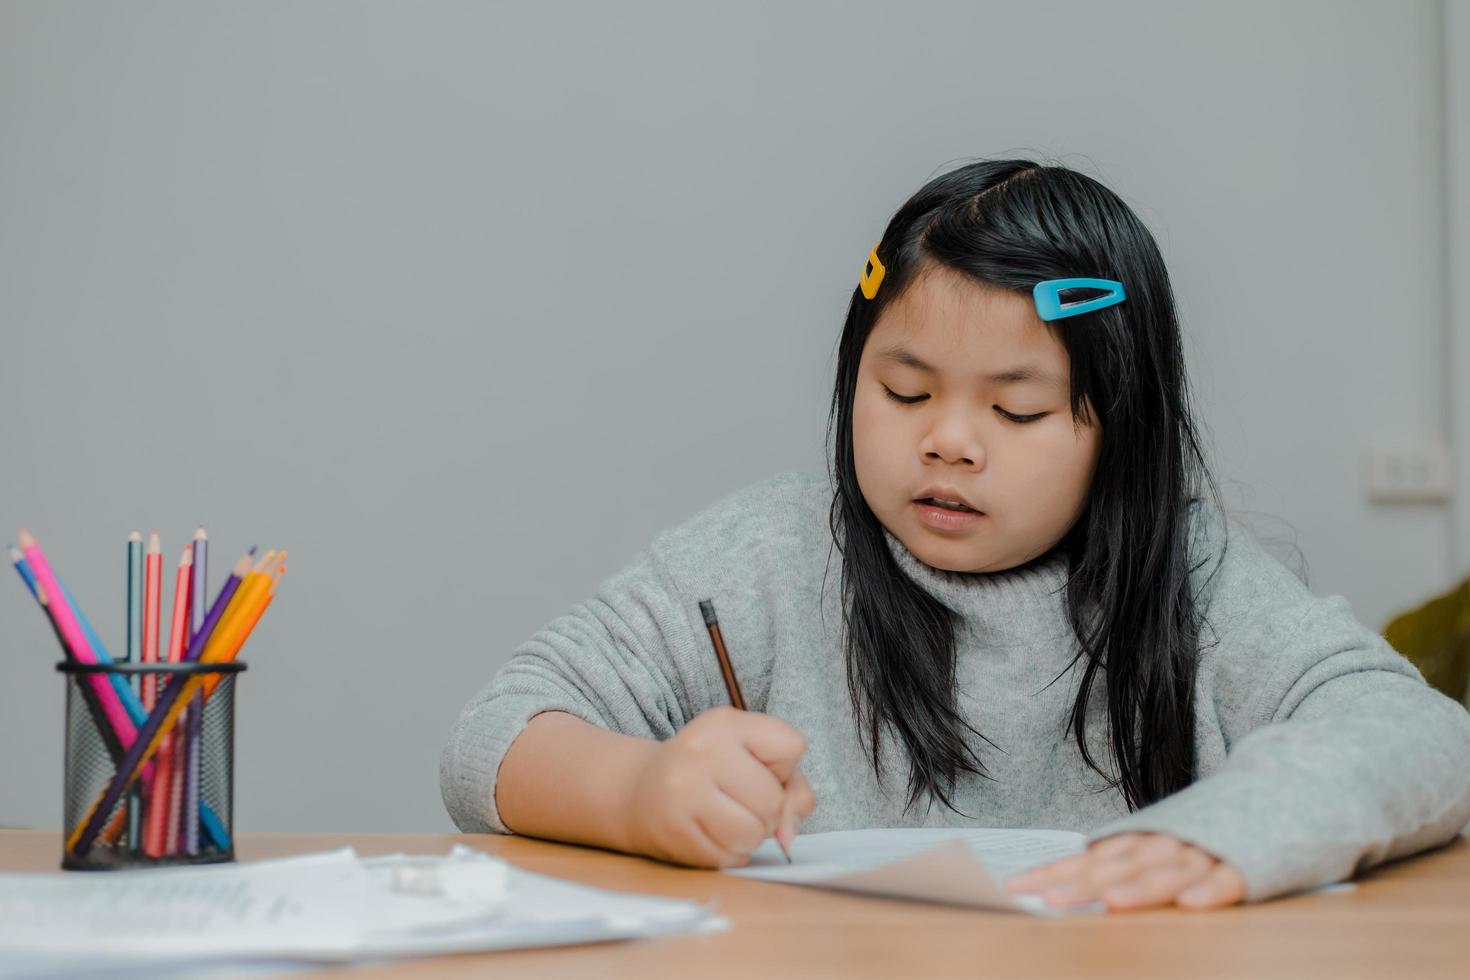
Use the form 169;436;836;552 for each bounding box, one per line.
1;0;1461;832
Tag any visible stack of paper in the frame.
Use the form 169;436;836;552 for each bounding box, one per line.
0;845;724;977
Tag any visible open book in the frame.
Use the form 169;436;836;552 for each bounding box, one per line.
727;827;1097;915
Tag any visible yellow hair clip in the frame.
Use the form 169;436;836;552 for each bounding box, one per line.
859;244;885;300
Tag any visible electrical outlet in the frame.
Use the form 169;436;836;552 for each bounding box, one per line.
1364;442;1452;503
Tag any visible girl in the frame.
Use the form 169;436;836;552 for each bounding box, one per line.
441;159;1470;911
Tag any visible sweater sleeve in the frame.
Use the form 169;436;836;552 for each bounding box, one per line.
1084;522;1470;903
439;544;717;834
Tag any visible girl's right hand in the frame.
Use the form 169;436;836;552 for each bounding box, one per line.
624;706;817;868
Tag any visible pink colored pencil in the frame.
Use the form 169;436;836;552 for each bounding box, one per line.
17;531;135;746
140;533;165;854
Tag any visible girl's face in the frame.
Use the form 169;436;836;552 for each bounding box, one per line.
853;264;1102;573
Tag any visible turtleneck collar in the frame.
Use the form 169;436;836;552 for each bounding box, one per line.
880;525;1072;616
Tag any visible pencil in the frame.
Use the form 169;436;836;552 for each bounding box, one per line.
184;528;207;854
14;533;225;851
18;531;137;751
99;546;250;853
166;545;193;855
127;532;144;668
69;549;274;856
9;546;126;764
11;536;227;850
149;546;192;857
142;533;162;710
190;527;207;639
698;599;791;863
11;544;140;725
126;531;144;852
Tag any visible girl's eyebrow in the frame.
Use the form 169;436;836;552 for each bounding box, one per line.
876;344;1061;387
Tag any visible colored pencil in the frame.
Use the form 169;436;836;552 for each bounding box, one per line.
140;532;165;854
184;527;208;855
167;545;192;855
11;538;236;850
18;531;136;750
183;693;203;855
9;546;140;725
70;552;261;858
15;550;212;844
142;533;162;710
202;551;274;657
101;544;244;854
69;552;281;856
146;546;192;857
127;532;144;666
191;527;207;638
9;530;247;856
126;531;144;852
167;545;193;853
9;547;126;764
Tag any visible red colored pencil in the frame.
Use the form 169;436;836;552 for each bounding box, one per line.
144;543;190;857
141;533;162;709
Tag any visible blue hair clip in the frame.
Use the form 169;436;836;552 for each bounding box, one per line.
1032;278;1126;321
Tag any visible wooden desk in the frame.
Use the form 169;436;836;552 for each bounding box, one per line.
3;829;1467;979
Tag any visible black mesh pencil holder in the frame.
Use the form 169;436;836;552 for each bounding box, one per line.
57;661;246;871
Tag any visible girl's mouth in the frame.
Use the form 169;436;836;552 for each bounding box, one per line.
916;497;977;512
914;499;985;530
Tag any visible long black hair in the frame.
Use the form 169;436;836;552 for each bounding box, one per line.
825;159;1223;814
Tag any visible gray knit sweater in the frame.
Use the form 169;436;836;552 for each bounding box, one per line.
440;469;1470;903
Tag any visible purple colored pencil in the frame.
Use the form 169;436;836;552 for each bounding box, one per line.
191;529;207;640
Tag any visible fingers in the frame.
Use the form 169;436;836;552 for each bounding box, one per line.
1098;848;1213;910
650;708;816;867
695;788;773;865
1004;833;1158;893
776;768;817;851
1004;833;1244;912
712;753;817;857
1178;863;1248;909
702;707;816;843
680;812;742;868
712;744;788;833
732;711;808;783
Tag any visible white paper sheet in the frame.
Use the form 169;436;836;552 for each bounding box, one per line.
0;845;724;977
728;827;1098;915
728;827;1357;912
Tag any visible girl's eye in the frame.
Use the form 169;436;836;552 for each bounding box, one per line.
996;408;1049;424
881;385;1048;424
881;385;928;405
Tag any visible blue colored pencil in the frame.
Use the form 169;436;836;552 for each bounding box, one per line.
8;542;231;851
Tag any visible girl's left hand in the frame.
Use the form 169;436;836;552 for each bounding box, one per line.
1002;832;1246;911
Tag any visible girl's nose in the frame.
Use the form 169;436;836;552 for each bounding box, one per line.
920;412;985;468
